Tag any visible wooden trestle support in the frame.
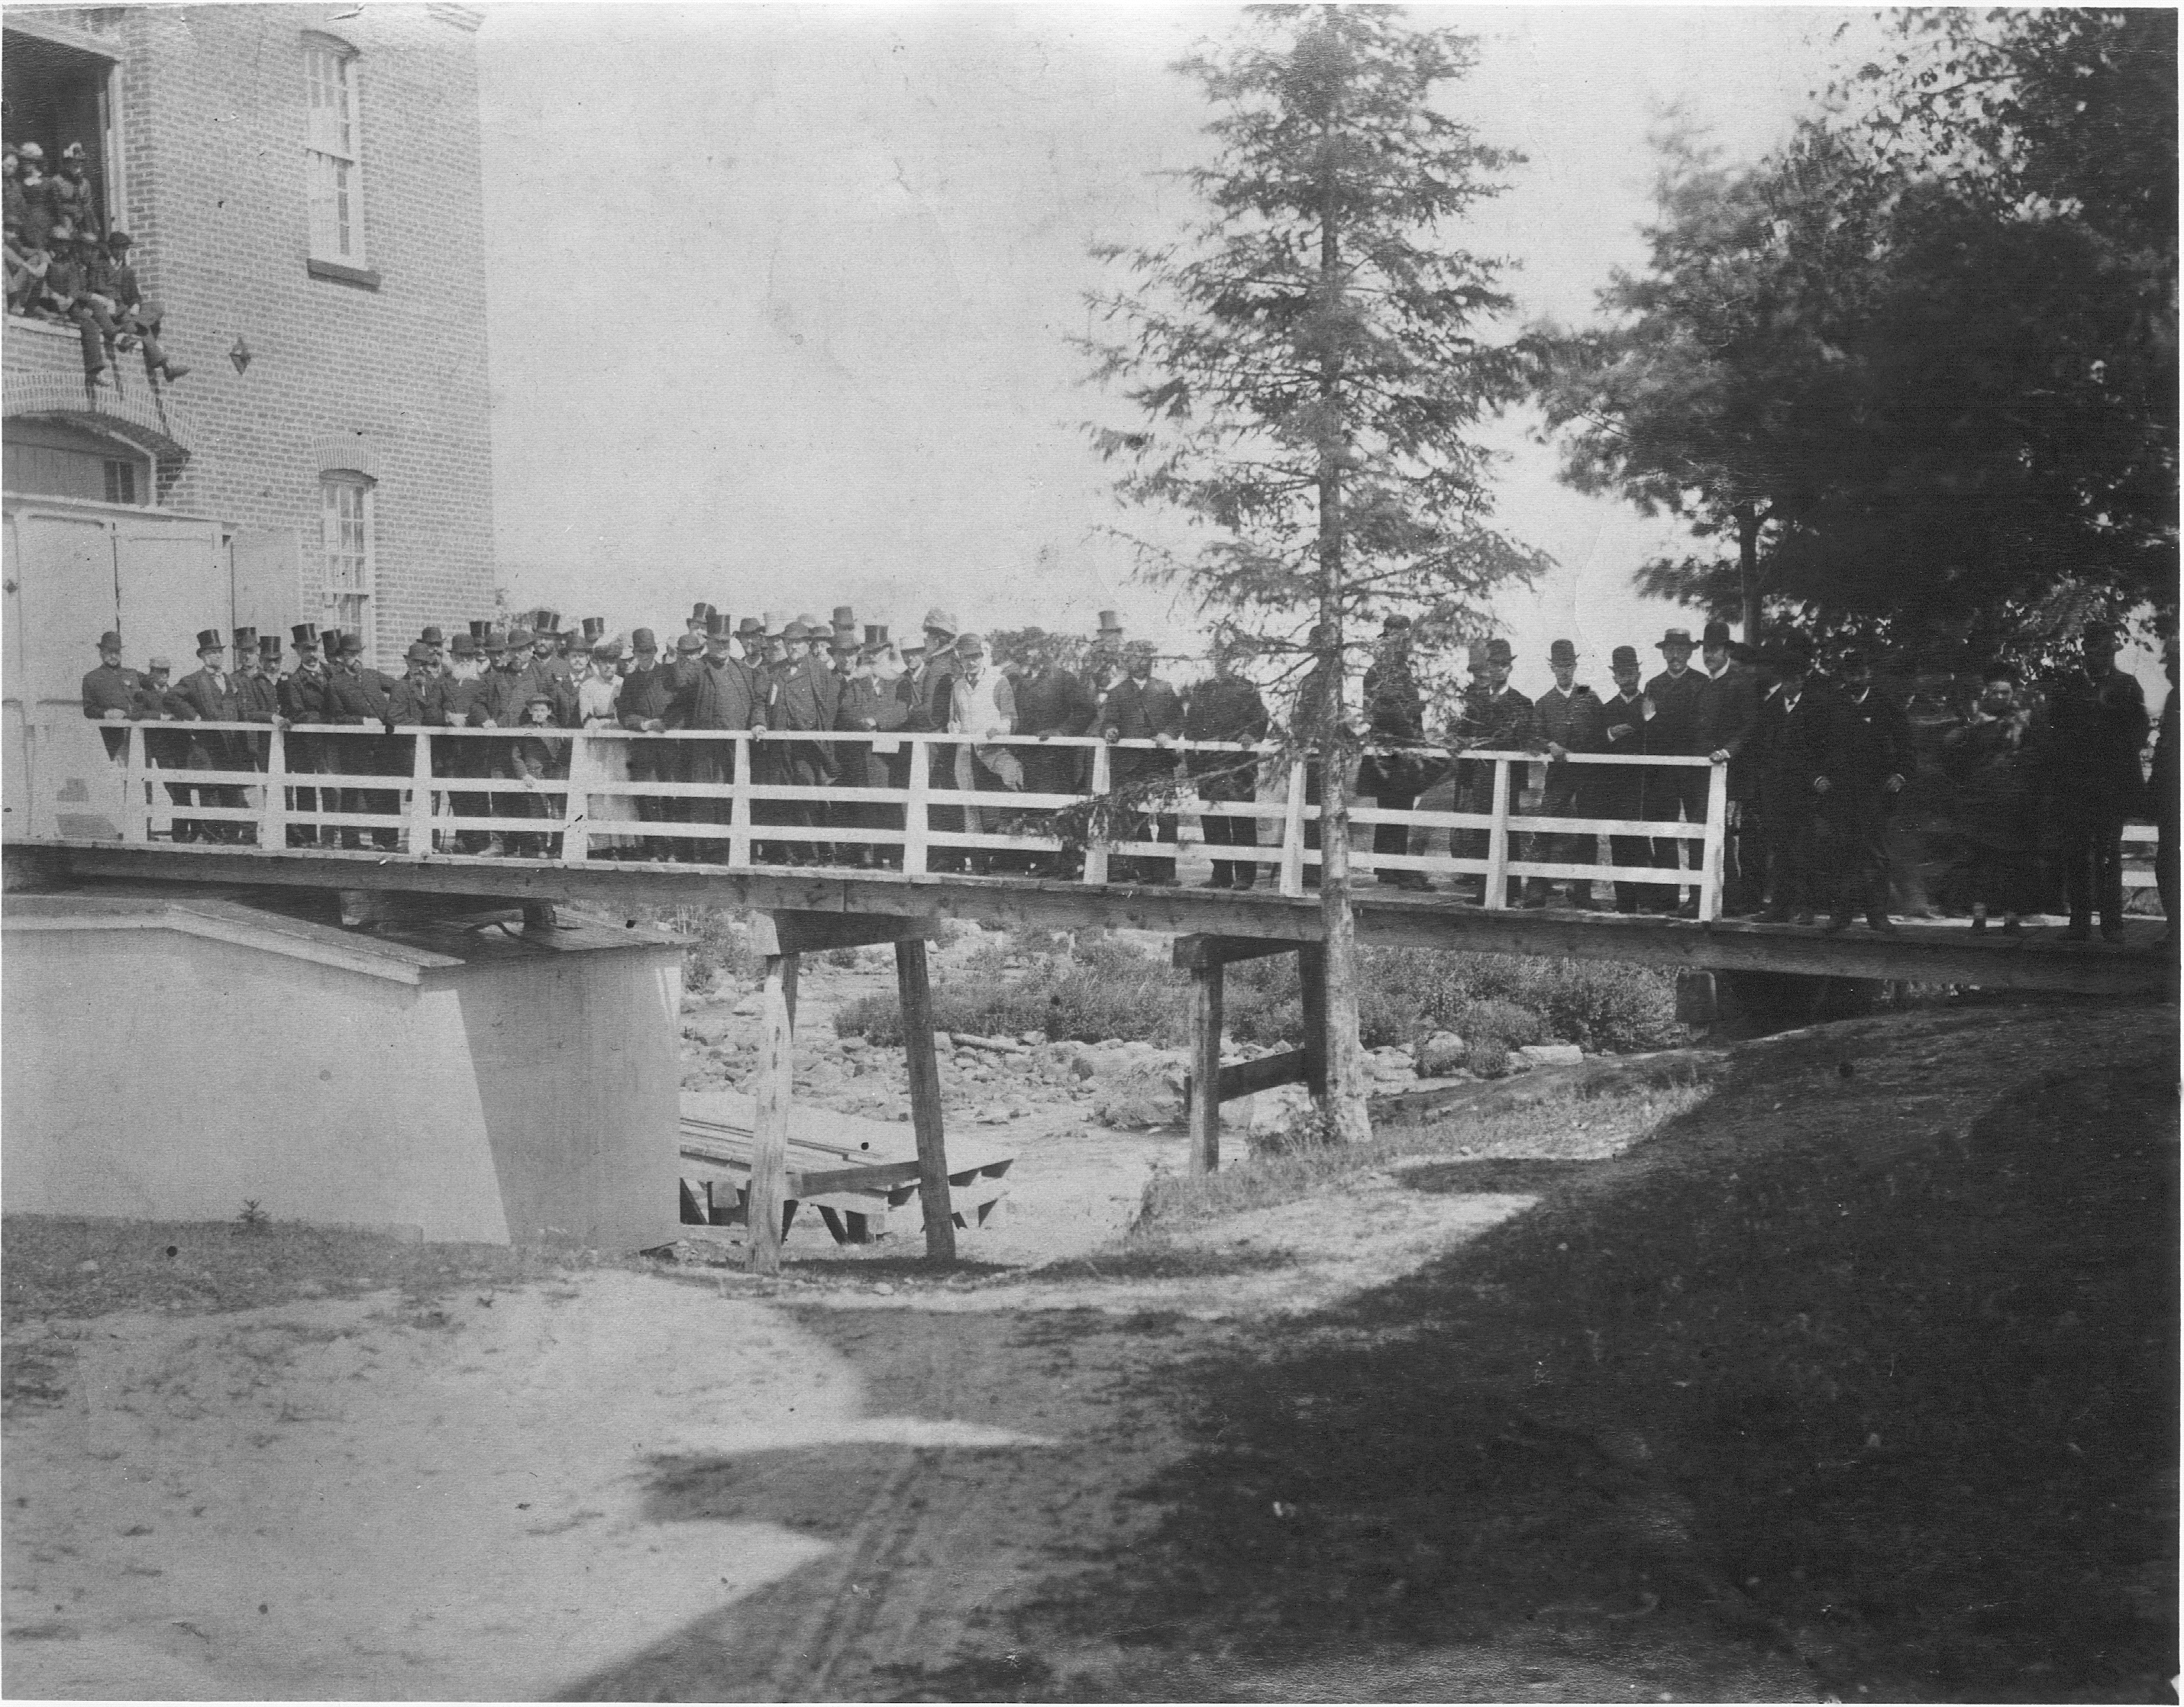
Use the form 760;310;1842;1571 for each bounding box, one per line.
1175;934;1331;1176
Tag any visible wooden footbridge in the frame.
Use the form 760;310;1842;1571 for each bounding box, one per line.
6;722;2171;1271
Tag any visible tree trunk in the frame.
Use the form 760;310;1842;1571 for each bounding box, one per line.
1312;87;1371;1149
1737;506;1761;644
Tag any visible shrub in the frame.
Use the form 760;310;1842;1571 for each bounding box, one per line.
1466;1041;1512;1078
834;934;1193;1047
644;905;759;992
1454;996;1546;1051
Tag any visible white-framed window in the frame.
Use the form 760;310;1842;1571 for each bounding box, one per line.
320;471;375;647
304;34;364;266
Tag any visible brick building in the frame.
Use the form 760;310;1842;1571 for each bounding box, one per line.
2;2;494;837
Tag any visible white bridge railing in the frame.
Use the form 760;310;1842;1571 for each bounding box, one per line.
93;721;1748;918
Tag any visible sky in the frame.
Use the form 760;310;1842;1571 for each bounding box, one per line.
473;4;2166;706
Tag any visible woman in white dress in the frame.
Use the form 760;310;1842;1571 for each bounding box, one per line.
575;638;636;855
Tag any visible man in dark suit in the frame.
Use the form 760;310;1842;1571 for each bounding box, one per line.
1450;637;1533;903
1756;637;1834;924
81;629;141;760
278;624;333;847
1522;638;1605;908
168;628;250;843
1184;634;1271;890
614;628;677;860
2034;619;2149;941
1595;646;1656;913
325;633;402;850
1103;641;1184;883
1697;619;1763;914
1642;626;1710;915
1359;615;1433;891
1821;645;1912;931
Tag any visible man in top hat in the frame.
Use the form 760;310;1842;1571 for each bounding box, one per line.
681;610;766;863
1450;636;1533;902
1697;618;1764;914
1359;615;1439;892
763;615;842;864
615;627;677;859
166;628;250;842
436;631;498;853
2031;620;2148;941
1641;626;1710;915
1102;638;1185;883
529;615;576;688
1815;644;1910;933
1754;634;1833;924
1183;631;1271;890
228;626;281;785
325;632;403;850
277;624;334;846
687;604;716;647
82;628;141;761
1521;639;1606;908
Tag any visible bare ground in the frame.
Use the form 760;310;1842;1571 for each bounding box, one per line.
4;996;2174;1702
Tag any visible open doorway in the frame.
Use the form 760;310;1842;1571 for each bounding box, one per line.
4;29;118;230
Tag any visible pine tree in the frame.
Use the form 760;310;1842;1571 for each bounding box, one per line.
1083;5;1544;1142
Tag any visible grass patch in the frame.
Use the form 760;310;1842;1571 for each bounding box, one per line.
833;932;1689;1056
1133;1076;1716;1235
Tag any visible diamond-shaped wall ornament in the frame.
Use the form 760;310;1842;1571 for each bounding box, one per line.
228;336;253;376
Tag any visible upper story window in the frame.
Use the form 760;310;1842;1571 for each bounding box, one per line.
320;470;375;648
303;35;366;269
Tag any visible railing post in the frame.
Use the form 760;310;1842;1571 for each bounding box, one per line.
1279;755;1307;898
729;734;752;869
264;724;287;848
1699;760;1728;924
408;730;435;855
1081;740;1111;886
903;736;930;877
121;724;147;844
1485;757;1512;908
559;731;589;865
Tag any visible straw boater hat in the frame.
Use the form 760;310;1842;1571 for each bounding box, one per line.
922;607;958;639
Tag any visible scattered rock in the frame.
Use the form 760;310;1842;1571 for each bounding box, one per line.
1092;1055;1189;1129
731;997;760;1018
682;1008;740;1047
1245;1083;1320;1152
1416;1031;1468;1077
1518;1043;1585;1066
840;1036;869;1055
74;1261;99;1275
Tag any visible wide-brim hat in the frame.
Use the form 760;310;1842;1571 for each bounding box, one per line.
592;638;625;662
922;607;958;638
793;612;822;636
16;142;43;161
1609;645;1640;670
194;628;225;653
97;629;122;650
1547;639;1577;664
736;617;764;639
782;621;812;642
630;627;658;651
1656;628;1695;650
675;633;706;654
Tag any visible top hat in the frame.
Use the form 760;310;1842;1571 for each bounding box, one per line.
736;616;764;640
1548;638;1577;664
450;632;480;657
532;611;561;637
97;629;122;651
862;623;889;649
231;626;257;650
468;619;489;638
690;602;715;624
419;624;445;647
194;628;225;653
831;605;856;631
1097;609;1123;634
1656;627;1695;650
1609;644;1640;670
1701;620;1733;648
706;611;733;640
675;632;706;654
321;628;344;655
922;607;959;637
761;609;787;637
258;634;284;659
580;616;606;643
630;627;658;652
506;627;535;649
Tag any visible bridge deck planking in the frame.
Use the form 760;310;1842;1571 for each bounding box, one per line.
8;840;2172;998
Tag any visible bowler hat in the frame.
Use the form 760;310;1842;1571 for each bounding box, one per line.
60;142;85;162
194;628;225;653
450;633;480;657
105;229;132;250
1610;645;1640;670
524;691;554;709
506;628;535;649
232;626;257;650
675;632;706;654
782;620;812;642
1548;638;1577;664
955;631;987;652
630;627;658;651
580;616;606;643
794;612;822;635
1484;638;1514;663
1701;620;1733;648
17;142;42;161
592;638;625;662
1656;627;1695;650
339;634;366;656
482;629;509;652
404;642;435;664
419;625;445;647
922;607;958;637
736;616;764;640
97;630;121;650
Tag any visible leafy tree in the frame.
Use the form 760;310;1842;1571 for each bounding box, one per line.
1537;11;2177;655
1081;4;1543;1142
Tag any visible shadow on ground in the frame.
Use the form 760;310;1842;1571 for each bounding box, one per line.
560;1004;2177;1704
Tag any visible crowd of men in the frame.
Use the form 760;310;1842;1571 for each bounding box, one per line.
5;140;187;388
80;605;2173;942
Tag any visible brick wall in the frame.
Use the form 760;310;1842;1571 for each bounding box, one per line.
99;2;496;666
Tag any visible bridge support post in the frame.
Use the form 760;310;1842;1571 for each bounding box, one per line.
748;949;800;1276
1187;957;1224;1174
894;938;957;1262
